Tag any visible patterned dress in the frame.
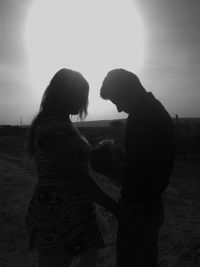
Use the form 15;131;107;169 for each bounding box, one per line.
25;116;105;256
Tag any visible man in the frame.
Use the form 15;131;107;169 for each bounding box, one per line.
100;69;175;267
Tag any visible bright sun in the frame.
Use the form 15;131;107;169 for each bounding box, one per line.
25;0;145;119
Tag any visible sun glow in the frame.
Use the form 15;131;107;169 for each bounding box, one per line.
25;0;145;119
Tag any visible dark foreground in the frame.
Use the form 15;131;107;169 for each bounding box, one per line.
0;135;200;266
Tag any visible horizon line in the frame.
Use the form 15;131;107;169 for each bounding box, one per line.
0;116;200;127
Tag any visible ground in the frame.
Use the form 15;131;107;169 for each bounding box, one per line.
0;136;200;267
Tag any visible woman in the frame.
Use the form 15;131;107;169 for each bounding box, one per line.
25;69;118;267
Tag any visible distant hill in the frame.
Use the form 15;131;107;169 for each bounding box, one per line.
73;119;127;128
73;117;200;128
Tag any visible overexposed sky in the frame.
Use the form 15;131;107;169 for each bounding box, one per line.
0;0;199;125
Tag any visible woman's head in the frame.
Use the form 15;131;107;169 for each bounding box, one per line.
27;69;89;158
41;68;89;119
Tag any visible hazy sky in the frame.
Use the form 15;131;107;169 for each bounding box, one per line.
0;0;199;125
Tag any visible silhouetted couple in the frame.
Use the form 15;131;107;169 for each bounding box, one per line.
25;68;174;267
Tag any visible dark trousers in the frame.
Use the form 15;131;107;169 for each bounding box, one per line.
116;208;164;267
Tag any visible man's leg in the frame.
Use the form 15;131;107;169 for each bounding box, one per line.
116;209;164;267
116;222;146;267
145;243;159;267
144;209;164;267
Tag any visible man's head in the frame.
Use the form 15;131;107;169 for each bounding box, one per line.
100;68;146;113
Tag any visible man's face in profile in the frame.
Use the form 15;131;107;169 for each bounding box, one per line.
110;94;130;114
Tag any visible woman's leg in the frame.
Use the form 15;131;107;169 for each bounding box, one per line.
38;249;72;267
76;247;99;267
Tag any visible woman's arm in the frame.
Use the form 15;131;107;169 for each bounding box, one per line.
40;134;119;217
73;169;119;217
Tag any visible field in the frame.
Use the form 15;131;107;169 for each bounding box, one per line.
0;120;200;267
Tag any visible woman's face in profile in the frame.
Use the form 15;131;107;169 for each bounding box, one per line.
69;100;81;115
59;88;83;116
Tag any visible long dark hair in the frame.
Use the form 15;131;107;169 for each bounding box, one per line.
26;68;89;158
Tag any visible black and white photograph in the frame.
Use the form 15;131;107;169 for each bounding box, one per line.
0;0;199;266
